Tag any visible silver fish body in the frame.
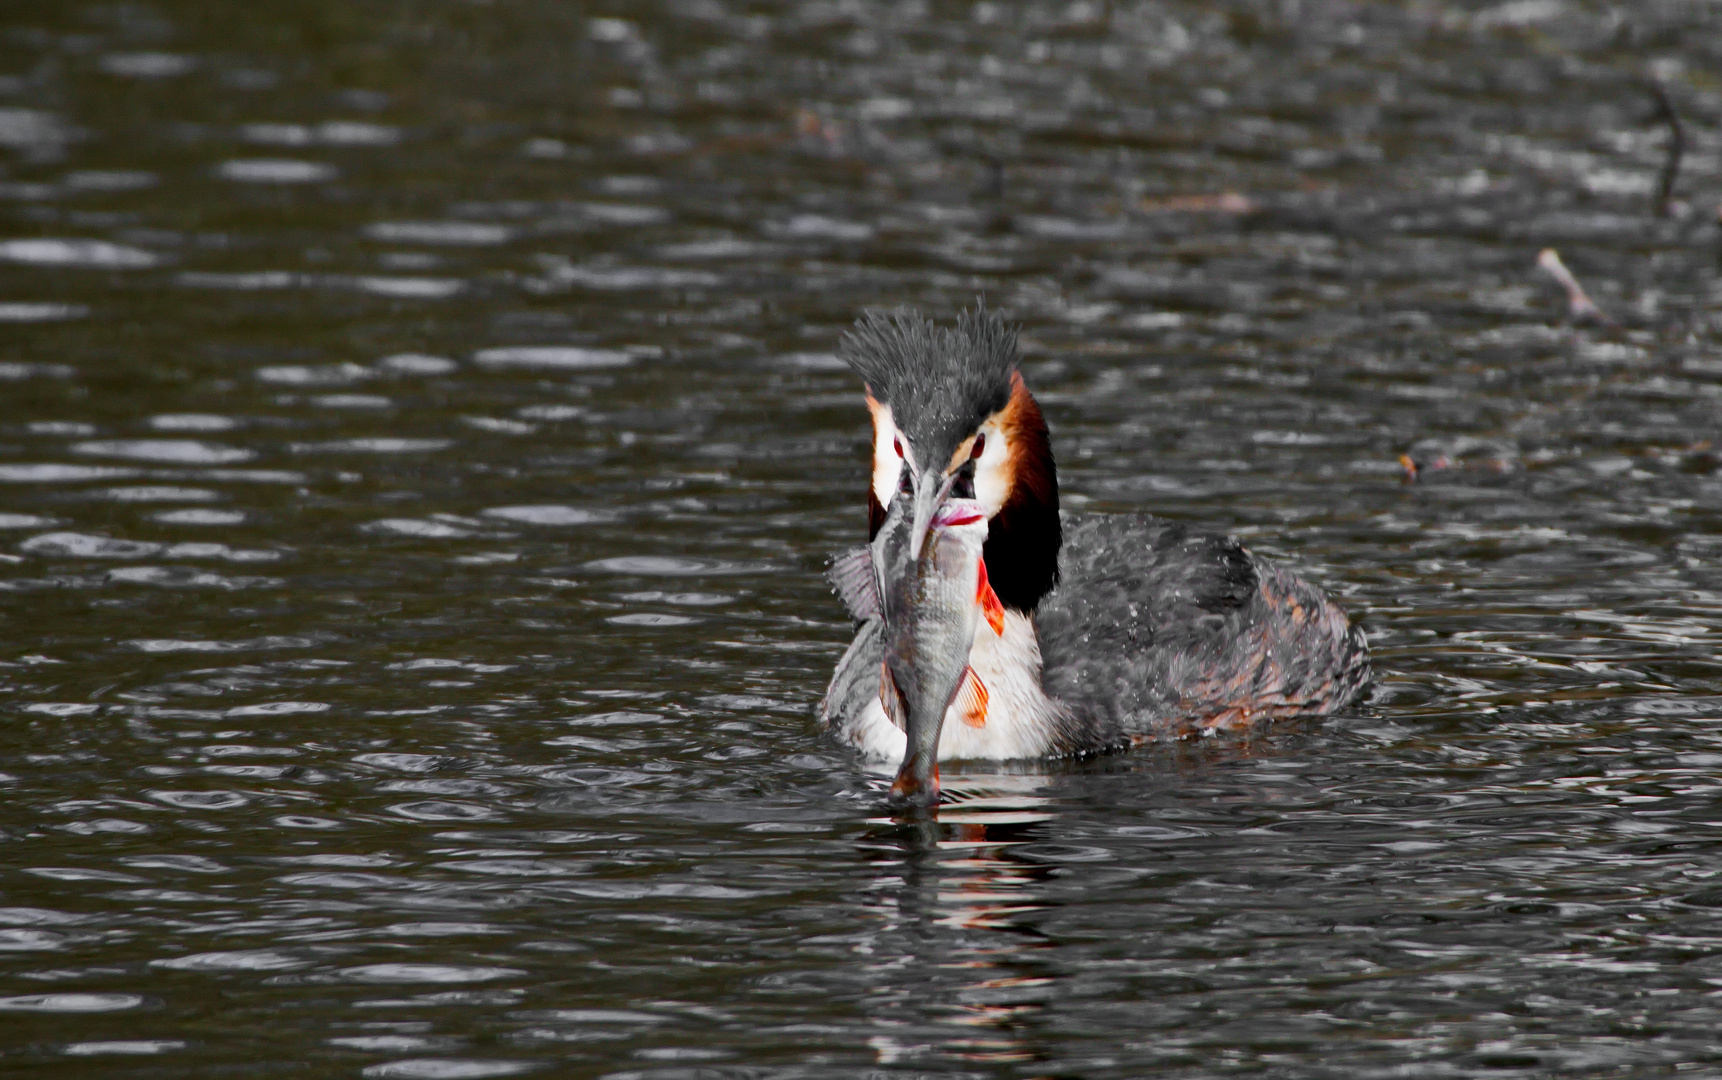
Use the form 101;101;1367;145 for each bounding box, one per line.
876;497;989;805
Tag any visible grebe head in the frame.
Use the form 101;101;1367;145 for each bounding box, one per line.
839;304;1062;614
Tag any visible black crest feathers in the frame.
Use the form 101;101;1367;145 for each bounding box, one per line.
838;305;1018;468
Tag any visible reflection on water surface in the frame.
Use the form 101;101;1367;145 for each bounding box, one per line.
2;0;1722;1074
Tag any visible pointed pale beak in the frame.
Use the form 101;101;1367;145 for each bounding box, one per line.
906;466;957;561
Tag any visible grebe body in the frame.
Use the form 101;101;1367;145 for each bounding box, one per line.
818;307;1369;800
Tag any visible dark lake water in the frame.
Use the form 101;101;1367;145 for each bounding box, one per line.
3;0;1722;1075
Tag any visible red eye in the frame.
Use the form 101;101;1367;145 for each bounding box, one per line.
970;433;986;460
892;437;903;458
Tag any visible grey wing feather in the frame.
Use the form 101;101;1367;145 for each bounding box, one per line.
1037;514;1369;741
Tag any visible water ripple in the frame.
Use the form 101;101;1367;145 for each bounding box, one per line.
0;239;158;269
215;159;337;183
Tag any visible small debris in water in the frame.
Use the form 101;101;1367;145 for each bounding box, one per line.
1535;248;1610;325
1139;192;1256;214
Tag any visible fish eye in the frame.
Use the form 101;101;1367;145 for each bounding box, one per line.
970;433;986;460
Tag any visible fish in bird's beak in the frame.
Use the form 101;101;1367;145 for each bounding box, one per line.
906;465;958;562
876;495;990;808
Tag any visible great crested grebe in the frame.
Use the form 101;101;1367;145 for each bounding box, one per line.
820;306;1370;804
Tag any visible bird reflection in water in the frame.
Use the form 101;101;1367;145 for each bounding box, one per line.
858;771;1064;1069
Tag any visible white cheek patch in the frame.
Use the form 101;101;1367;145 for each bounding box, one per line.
972;420;1008;517
870;402;902;509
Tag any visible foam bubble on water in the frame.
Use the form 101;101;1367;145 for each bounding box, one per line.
0;363;74;380
227;702;330;720
576;203;668;226
0;908;83;926
523;137;566;158
0;303;87;321
241;123;313;146
351;277;465;299
64;1041;184;1056
472;347;631;370
243;121;400;147
0;927;66;950
589;17;638;41
584;555;740;576
332;1036;440;1052
774;214;876;241
364;519;473;538
201;470;306;484
153;509;246;526
99;53;196;77
606;612;700;626
26;867;144;883
152;950;302;971
244;121;401;146
1475;0;1565;28
0;993;143;1013
618;590;731;606
0;108;73;151
776;352;845;371
0;239;158;269
387;802;495;822
119;854;227;872
179;271;305;289
159;542;279;562
383;660;513;674
461;417;536;435
128;636;317;653
451;552;519;565
63;170;157;192
378;354;457;375
23;467;160;492
515;404;584;421
298;438;453;454
73;440;253;464
482;506;608;526
535;265;719;290
257;363;370;386
215;159;337;183
150;414;239;432
148;790;249;810
364;222;514;245
23;703;99;716
313;394;392;409
657;238;765;260
363;1060;535;1079
341;964;523;984
0;464;136;483
21;533;162;559
318;121;400;146
274;815;341;829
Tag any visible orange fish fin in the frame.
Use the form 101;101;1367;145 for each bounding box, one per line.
975;558;1006;636
956;665;989;729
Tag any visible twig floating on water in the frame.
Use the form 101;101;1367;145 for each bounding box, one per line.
1536;248;1610;325
1139;192;1256;214
1648;79;1685;218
